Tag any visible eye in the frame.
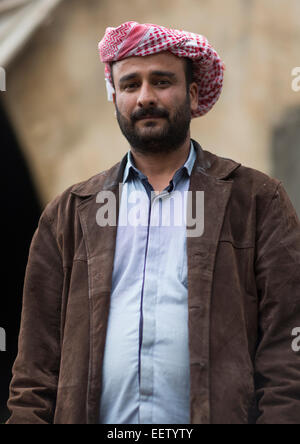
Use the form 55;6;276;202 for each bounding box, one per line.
155;80;171;87
124;82;139;91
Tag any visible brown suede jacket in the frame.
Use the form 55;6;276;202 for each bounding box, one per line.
6;140;300;424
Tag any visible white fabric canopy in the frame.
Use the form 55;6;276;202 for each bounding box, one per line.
0;0;62;67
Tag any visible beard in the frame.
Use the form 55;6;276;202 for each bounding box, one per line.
115;94;191;155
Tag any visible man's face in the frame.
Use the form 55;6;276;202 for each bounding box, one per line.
112;52;198;155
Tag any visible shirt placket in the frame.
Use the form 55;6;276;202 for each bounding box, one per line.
138;191;166;424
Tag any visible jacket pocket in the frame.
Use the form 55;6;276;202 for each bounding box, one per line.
218;239;255;295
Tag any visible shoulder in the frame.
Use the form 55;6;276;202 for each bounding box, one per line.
196;146;286;226
204;148;282;207
193;141;282;201
232;163;281;196
40;156;125;227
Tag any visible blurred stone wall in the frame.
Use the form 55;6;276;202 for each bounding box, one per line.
2;0;300;206
272;106;300;214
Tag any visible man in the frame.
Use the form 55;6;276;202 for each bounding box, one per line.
6;21;300;424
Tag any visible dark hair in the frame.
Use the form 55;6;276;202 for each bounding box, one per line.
110;62;116;89
184;58;194;90
110;57;194;91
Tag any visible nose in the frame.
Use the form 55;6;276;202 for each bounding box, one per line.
137;81;157;108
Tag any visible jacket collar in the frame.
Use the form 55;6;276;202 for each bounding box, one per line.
71;140;241;198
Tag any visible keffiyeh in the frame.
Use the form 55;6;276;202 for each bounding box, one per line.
98;21;225;118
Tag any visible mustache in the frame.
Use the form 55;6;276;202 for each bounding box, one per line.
131;107;169;122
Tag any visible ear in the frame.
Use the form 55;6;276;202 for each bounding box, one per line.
189;82;199;113
113;94;117;118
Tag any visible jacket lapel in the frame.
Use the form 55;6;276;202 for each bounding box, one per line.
74;155;127;424
187;145;237;423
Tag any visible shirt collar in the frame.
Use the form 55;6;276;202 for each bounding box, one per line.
122;141;197;184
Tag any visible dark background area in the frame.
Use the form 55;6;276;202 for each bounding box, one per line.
0;101;41;423
272;105;300;218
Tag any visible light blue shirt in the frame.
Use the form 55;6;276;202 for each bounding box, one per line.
99;142;197;424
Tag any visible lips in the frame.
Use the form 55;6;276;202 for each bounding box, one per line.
132;109;169;122
137;116;163;120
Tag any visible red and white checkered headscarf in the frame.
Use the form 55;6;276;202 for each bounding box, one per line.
98;21;225;118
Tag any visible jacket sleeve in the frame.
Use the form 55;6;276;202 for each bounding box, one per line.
6;208;63;424
254;182;300;424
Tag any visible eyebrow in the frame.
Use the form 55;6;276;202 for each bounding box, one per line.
119;70;176;85
151;71;176;78
119;73;139;85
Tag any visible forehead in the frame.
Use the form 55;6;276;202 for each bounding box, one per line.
112;52;186;80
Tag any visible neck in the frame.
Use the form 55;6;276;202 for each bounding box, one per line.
130;133;191;179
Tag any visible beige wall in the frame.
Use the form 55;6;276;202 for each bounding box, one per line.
2;0;300;205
